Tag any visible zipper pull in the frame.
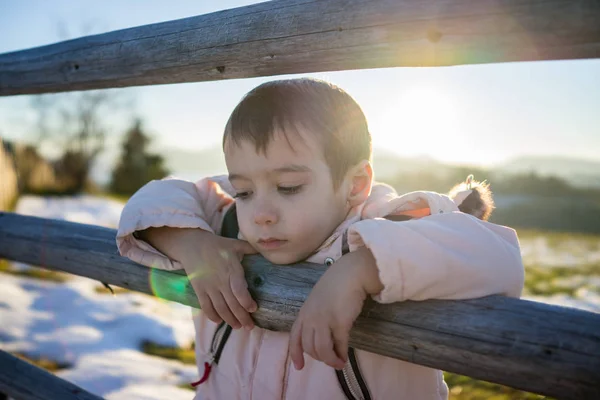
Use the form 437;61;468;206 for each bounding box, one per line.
191;356;214;387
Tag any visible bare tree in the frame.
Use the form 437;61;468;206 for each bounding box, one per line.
30;89;129;193
23;22;134;194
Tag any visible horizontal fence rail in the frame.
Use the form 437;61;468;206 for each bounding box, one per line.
1;212;599;399
0;350;105;400
1;0;600;96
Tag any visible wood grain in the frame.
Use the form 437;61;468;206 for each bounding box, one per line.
1;0;599;95
0;350;105;400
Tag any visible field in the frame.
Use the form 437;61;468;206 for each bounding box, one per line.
446;230;600;400
1;196;598;399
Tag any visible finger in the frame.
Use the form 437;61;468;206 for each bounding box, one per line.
230;268;258;313
333;327;350;366
209;290;241;329
316;327;345;370
197;291;221;324
235;240;258;256
222;284;254;329
290;321;305;370
302;326;317;362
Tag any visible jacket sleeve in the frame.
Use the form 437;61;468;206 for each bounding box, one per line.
116;176;234;271
347;212;524;303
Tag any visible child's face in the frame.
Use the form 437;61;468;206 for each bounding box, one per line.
225;128;351;265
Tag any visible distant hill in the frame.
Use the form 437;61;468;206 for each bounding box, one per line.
372;149;443;180
153;149;600;189
159;146;443;182
497;156;600;188
92;146;600;190
92;145;227;185
88;144;600;234
162;146;227;180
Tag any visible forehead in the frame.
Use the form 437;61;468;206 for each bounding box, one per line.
224;127;326;174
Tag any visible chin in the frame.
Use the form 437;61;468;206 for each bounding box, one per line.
260;251;304;266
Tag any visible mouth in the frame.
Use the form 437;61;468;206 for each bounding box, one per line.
257;238;288;250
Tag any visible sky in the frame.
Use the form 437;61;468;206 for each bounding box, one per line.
0;0;599;166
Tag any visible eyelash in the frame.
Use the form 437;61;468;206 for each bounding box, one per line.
233;192;251;200
233;185;303;200
278;185;303;195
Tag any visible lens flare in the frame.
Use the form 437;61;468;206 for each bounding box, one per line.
148;264;192;301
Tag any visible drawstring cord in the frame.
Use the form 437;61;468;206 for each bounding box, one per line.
191;360;213;387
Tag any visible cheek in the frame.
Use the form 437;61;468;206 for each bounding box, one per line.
234;190;345;242
286;196;341;237
234;206;252;238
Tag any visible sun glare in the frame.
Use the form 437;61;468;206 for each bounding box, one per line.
372;85;464;161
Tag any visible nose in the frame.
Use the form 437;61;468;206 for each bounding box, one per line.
253;200;278;226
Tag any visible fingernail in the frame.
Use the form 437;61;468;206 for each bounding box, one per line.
245;325;254;331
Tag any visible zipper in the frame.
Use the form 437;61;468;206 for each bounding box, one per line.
342;362;365;400
335;348;372;400
334;232;370;400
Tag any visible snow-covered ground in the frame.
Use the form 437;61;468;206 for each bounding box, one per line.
519;233;600;313
2;195;198;400
14;195;126;229
0;274;198;399
1;195;599;399
520;235;600;268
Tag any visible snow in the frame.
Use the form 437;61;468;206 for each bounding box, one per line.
1;196;199;399
15;194;125;229
2;195;599;399
1;275;195;363
519;235;600;267
526;288;600;313
59;350;197;400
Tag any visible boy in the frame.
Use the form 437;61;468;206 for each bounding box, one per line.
117;78;523;399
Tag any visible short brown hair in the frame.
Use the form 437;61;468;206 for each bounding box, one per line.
222;78;371;187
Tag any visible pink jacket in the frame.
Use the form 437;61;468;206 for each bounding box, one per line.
116;176;524;400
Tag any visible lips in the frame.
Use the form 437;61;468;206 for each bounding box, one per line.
257;238;287;250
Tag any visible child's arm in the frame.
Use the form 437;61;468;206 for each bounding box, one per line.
117;177;233;270
290;211;523;370
116;177;257;329
290;246;380;371
347;212;524;303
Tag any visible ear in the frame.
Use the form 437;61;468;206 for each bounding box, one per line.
346;160;373;208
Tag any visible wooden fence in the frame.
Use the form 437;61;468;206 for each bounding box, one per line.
0;351;104;400
2;0;600;95
2;211;600;399
1;1;600;399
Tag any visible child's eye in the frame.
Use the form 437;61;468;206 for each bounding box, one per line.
233;191;252;200
278;185;303;195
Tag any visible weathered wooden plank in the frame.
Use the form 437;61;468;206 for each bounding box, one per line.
0;211;599;399
1;0;599;95
0;350;104;400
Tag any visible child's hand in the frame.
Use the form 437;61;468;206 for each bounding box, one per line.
289;247;383;370
138;227;258;329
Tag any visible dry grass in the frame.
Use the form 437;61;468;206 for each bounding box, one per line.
12;352;71;372
0;259;68;282
141;340;196;366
